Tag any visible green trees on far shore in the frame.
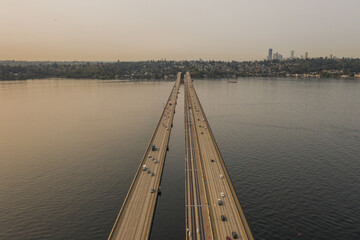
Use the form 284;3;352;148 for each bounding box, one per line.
1;58;360;80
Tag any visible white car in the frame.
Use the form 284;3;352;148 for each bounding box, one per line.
220;174;224;179
221;192;225;197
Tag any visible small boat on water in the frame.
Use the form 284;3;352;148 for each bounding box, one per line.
227;80;237;83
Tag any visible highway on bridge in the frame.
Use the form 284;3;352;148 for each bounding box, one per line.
108;72;253;240
108;73;181;240
184;72;254;240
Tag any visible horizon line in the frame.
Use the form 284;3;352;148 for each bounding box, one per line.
1;57;359;63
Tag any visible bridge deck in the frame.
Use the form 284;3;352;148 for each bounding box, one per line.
184;72;254;240
108;73;181;240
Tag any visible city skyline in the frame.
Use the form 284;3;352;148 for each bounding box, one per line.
267;49;314;60
1;0;360;61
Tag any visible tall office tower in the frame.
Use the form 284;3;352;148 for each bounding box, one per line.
291;50;295;59
268;48;273;61
305;52;309;59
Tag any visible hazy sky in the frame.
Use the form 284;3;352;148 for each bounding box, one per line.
1;0;359;61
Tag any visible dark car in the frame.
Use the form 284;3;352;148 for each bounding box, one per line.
221;215;226;221
226;237;231;240
232;232;238;239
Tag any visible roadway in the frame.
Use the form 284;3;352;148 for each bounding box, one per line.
185;79;212;240
108;73;181;240
184;72;254;240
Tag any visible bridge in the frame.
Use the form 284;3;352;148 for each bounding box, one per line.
108;73;181;240
108;72;253;239
184;72;253;240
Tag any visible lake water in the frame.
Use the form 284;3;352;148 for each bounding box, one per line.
0;78;359;240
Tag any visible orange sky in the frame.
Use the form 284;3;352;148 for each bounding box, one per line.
1;0;359;61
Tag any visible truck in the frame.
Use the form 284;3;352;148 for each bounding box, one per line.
142;165;146;171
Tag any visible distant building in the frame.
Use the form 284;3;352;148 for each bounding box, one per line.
305;52;309;59
290;50;295;59
273;52;283;60
268;49;273;61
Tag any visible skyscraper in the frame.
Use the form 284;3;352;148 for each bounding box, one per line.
268;48;273;61
291;50;295;59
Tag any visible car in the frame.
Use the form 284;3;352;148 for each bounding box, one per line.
147;169;151;174
211;159;215;162
218;198;223;205
232;232;238;239
142;165;147;171
220;174;224;179
221;215;226;221
151;172;155;177
150;188;155;193
226;237;231;240
221;192;225;197
148;155;152;158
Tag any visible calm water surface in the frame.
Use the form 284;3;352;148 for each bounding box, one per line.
0;78;359;240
